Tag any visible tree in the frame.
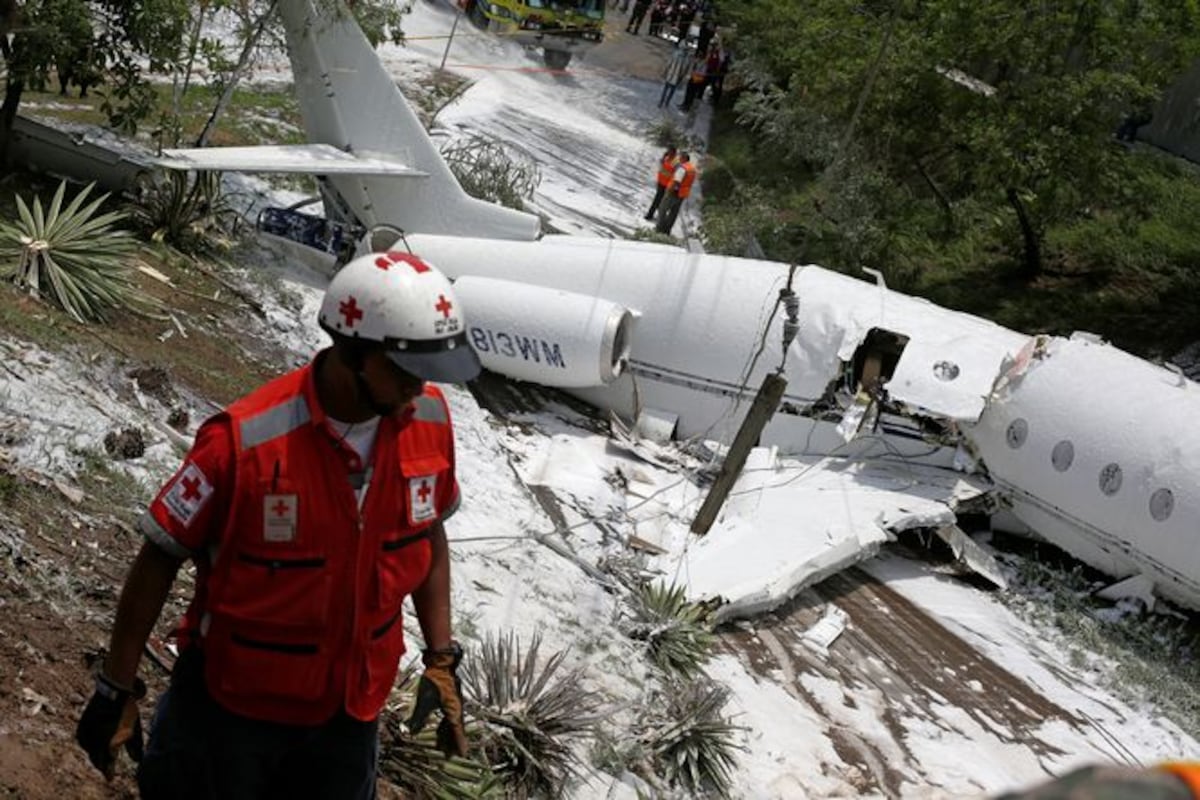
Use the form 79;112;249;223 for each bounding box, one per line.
0;0;190;164
723;0;1200;278
0;0;411;164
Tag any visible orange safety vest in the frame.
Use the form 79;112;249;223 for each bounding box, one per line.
676;161;697;198
1161;763;1200;796
656;153;677;187
196;365;455;725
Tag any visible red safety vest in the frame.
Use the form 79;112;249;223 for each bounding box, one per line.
196;365;456;725
676;161;697;198
656;153;677;187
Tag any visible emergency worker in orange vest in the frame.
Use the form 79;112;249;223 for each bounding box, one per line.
656;151;697;235
644;145;678;221
994;761;1200;799
75;251;481;799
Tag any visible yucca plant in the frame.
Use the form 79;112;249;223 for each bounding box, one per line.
129;170;240;254
639;681;745;797
623;582;715;679
0;181;141;323
378;714;503;800
379;668;502;799
462;631;606;798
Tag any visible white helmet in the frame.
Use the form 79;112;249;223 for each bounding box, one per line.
318;250;481;383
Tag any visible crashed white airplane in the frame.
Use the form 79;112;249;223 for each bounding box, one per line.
157;0;1200;618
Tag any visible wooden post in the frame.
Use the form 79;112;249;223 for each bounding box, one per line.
690;371;789;536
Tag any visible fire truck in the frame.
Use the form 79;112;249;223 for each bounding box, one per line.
458;0;605;70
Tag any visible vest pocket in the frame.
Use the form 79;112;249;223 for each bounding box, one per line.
375;535;433;610
363;604;408;712
206;617;330;703
216;549;333;628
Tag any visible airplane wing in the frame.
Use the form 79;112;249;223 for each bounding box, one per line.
155;144;429;177
625;446;994;622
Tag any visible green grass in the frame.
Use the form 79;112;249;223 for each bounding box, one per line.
19;82;305;149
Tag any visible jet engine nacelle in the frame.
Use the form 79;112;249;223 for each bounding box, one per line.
454;276;634;388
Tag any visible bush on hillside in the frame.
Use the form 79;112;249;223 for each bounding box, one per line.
0;180;143;323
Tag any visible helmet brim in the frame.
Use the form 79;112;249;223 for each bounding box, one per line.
386;342;481;384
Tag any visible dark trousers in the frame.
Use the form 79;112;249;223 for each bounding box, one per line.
627;5;648;32
657;193;683;234
645;183;668;220
138;652;379;800
680;79;703;110
658;81;679;107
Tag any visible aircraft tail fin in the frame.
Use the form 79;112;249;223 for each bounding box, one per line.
279;0;540;242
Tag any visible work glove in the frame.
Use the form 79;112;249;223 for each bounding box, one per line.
406;642;468;757
75;669;146;779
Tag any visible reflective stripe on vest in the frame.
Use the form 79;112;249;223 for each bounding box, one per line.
656;154;676;187
240;395;310;450
1161;763;1200;797
677;162;697;198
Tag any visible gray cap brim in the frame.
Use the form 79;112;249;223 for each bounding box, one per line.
386;342;481;384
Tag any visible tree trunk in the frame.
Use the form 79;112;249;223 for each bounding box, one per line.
1006;187;1042;279
0;77;25;169
194;0;279;148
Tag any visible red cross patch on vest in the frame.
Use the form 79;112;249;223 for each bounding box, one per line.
163;462;213;526
263;494;299;542
409;475;437;524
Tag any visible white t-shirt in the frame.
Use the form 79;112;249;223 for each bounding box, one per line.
328;416;381;467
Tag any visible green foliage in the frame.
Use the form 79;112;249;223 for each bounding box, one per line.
441;135;541;211
379;712;504;799
720;1;1200;278
462;631;605;799
0;181;143;323
637;680;745;797
623;582;715;679
997;548;1200;739
129;171;241;255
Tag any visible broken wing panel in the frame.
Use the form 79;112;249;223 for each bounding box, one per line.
669;448;988;621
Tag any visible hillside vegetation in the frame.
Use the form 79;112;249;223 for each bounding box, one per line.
703;1;1200;359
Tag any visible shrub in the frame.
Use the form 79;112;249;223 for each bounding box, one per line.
637;680;745;796
462;631;605;798
0;181;141;323
623;582;715;679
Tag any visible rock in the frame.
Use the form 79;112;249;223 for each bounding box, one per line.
166;407;190;433
103;428;146;460
128;365;176;406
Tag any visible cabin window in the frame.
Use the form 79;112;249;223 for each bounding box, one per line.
1149;488;1174;522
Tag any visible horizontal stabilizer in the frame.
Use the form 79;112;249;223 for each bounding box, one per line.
156;144;428;177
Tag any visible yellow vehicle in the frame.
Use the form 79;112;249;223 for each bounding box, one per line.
459;0;605;69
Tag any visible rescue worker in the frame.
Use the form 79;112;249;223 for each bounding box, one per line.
75;251;480;798
656;151;697;235
645;145;679;221
995;762;1200;799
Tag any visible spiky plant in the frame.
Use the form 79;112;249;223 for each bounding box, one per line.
462;632;606;798
129;170;240;254
378;667;502;799
639;681;745;797
0;181;140;323
378;714;503;800
623;582;715;679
